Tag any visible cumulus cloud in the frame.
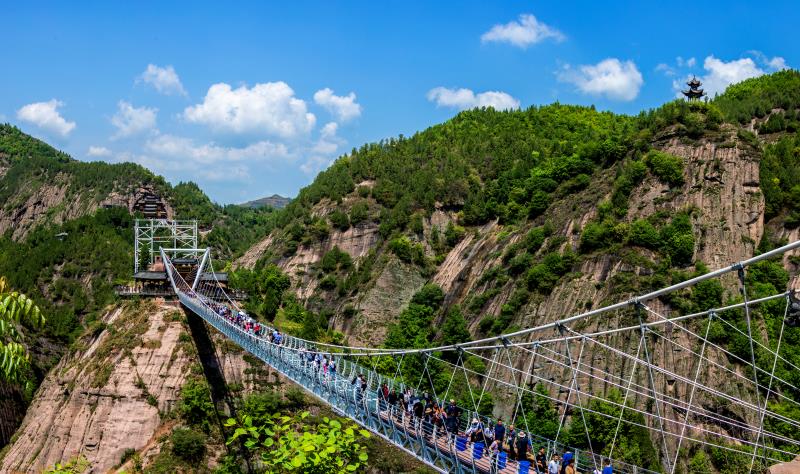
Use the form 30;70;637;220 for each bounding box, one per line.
138;64;187;96
313;88;362;122
699;56;765;96
111;101;157;139
184;82;316;139
670;53;790;97
302;122;346;175
87;146;112;158
655;63;675;76
16;100;76;137
427;87;520;111
558;58;643;101
481;13;565;48
145;134;290;165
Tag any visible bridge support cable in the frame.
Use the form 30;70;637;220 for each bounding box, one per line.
736;266;767;474
752;294;791;471
475;347;501;417
462;334;800;460
670;311;714;474
430;348;794;465
608;331;644;463
562;333;599;473
554;325;800;452
634;304;800;429
506;344;535;456
164;250;800;470
635;304;673;474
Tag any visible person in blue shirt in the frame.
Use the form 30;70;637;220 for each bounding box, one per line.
602;460;613;474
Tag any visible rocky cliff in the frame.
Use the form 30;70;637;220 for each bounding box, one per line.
0;300;260;473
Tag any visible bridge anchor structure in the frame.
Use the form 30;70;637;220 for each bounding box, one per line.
160;241;800;474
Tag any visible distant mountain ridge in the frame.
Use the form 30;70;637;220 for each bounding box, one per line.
240;194;291;209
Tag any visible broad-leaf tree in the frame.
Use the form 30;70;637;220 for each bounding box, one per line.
0;276;44;393
225;411;369;473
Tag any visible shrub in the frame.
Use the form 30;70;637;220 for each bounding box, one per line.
444;222;466;247
178;379;214;430
411;283;444;309
171;428;206;463
645;150;684;186
328;210;350;231
629;219;661;249
349;201;369;225
389;236;413;262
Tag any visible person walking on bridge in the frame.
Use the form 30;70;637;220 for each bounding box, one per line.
515;431;529;462
445;399;461;441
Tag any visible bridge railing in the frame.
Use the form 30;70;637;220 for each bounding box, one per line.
173;282;656;474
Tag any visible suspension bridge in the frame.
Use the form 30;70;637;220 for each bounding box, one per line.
159;242;800;474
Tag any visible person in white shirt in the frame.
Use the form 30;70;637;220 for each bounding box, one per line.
548;454;560;474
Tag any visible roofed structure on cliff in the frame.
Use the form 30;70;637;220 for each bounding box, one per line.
682;76;706;100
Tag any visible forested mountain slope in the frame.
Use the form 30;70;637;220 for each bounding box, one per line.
232;71;800;472
0;127;278;446
2;71;800;473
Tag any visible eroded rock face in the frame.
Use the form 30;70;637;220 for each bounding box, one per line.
0;301;252;473
770;456;800;474
0;180;173;241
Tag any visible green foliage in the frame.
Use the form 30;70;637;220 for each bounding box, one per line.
225;411;370;473
388;236;426;265
439;306;471;346
43;456;90;474
713;69;800;124
628;219;661;249
230;263;291;321
410;283;444;310
349;200;370;225
0;207;132;341
564;388;660;470
638;100;723;138
178;379;215;432
645;150;685;186
170;428;207;464
329;210;350;231
518;384;559;440
660;212;695;266
320;247;353;274
0;277;44;392
526;250;576;293
760;131;800;221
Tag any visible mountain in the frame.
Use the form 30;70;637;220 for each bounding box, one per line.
240;194;292;209
2;71;800;472
231;70;800;471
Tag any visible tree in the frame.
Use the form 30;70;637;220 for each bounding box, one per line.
0;277;44;394
179;379;215;432
225;412;370;473
439;306;471;346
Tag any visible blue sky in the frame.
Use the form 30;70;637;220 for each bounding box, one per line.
2;1;796;204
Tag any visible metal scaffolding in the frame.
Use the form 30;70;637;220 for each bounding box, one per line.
133;219;198;273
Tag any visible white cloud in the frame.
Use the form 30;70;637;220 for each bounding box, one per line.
481;13;564;48
558;58;643;101
145;134;290;165
302;122;345;175
111;101;157;139
138;64;187;96
87;146;112;157
656;63;675;76
700;56;765;96
314;88;362;122
184;82;316;139
768;56;788;70
427;87;520;111
16;100;76;137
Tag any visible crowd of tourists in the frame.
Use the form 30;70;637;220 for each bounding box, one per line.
193;293;615;474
